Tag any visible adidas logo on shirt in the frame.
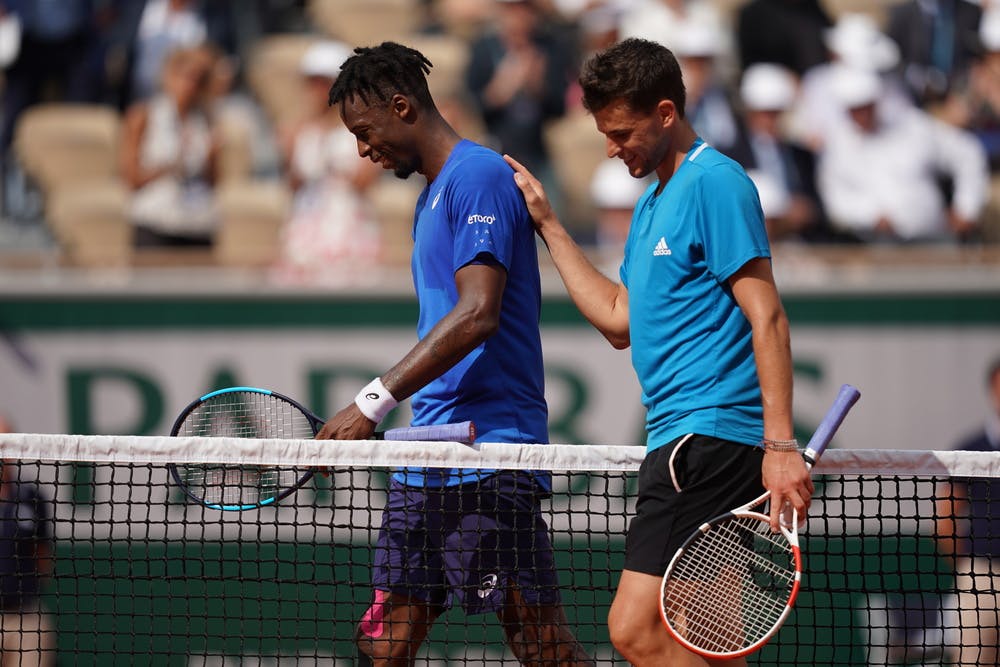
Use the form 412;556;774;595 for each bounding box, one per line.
653;237;672;256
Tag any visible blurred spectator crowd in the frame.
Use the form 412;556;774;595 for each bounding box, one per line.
1;0;999;281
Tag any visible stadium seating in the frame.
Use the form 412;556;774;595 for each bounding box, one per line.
13;104;120;194
214;112;255;184
46;181;132;267
213;180;292;267
245;34;319;130
430;0;494;40
13;104;129;266
368;177;422;267
544;110;610;237
307;0;423;46
405;33;470;101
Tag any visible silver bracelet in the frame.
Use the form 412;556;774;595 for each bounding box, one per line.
762;438;800;452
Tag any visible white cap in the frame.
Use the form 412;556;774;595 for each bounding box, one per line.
740;63;797;111
673;20;724;58
590;160;649;209
0;13;21;69
829;64;882;109
747;170;790;220
824;13;900;72
580;5;622;35
300;40;352;79
981;9;1000;52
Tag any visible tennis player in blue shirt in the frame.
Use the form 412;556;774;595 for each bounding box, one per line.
315;42;591;666
506;38;814;667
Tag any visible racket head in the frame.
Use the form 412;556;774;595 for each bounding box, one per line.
167;387;321;511
659;509;802;659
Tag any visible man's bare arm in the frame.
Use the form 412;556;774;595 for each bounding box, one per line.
730;257;812;530
505;154;630;348
316;261;506;440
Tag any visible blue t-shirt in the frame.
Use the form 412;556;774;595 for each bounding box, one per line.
620;139;771;453
398;140;549;486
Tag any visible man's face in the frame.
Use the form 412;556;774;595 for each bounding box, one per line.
340;94;420;179
847;102;878;133
747;108;783;137
593;99;673;179
498;1;538;47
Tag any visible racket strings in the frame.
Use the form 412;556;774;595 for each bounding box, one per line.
175;392;314;507
663;516;796;653
182;465;293;506
177;392;316;440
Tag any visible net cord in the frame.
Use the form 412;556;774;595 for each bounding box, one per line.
3;433;1000;477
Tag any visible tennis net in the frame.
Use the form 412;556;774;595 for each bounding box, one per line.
1;433;999;666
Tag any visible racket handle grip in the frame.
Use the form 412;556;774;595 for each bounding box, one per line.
376;421;476;444
802;384;860;468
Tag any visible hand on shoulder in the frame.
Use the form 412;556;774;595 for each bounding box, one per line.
503;154;559;234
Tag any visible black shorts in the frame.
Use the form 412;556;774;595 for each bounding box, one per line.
624;434;765;576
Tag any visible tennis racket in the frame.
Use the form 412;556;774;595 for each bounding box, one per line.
659;383;861;659
168;386;476;511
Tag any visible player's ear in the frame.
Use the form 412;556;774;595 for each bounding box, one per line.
657;99;677;128
390;94;414;122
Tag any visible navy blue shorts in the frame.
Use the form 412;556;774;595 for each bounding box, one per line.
371;471;561;615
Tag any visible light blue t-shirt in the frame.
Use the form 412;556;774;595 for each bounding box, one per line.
398;140;549;486
620;139;771;453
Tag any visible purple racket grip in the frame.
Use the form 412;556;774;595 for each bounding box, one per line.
378;421;476;444
802;384;860;468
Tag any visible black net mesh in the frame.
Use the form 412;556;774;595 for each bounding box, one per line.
0;445;997;665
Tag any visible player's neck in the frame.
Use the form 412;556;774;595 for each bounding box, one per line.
418;116;463;183
653;122;698;192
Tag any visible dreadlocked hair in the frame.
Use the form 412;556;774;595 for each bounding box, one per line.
328;41;434;109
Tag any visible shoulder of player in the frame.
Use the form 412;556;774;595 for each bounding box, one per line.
685;142;743;172
685;147;755;192
453;152;512;181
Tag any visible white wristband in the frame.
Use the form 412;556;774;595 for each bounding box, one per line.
354;377;399;424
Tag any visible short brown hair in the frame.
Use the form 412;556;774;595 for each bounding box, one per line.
579;38;686;117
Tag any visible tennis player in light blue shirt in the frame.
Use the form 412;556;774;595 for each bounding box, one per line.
507;38;812;667
622;138;771;453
